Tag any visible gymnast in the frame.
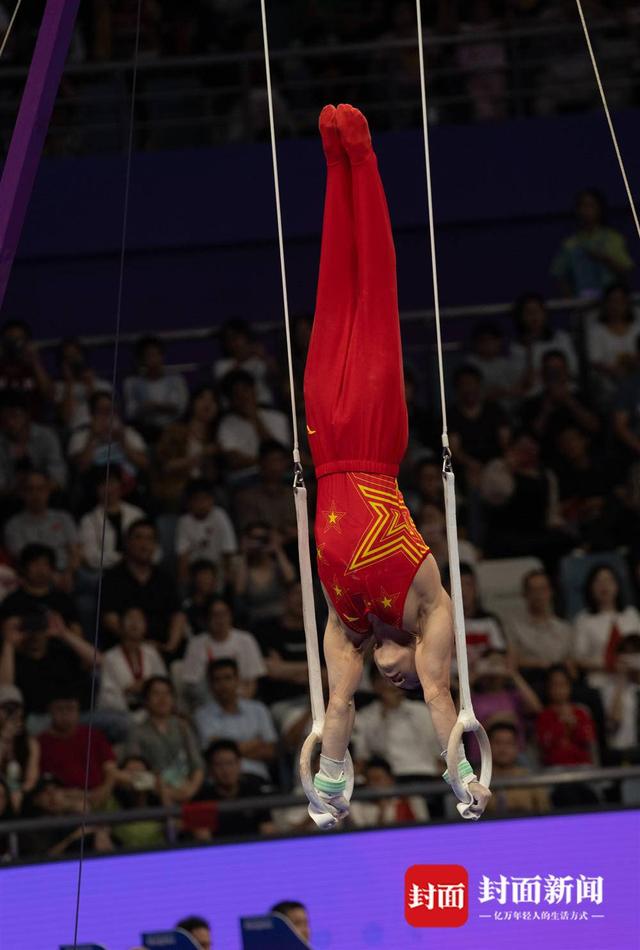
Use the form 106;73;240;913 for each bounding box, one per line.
304;103;491;827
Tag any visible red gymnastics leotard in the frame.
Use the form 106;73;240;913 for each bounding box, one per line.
304;105;430;637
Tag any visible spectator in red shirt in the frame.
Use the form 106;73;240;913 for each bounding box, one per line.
536;664;597;767
38;692;116;808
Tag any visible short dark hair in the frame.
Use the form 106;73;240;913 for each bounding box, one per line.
522;569;549;593
206;738;240;760
186;478;214;499
20;543;55;573
48;687;81;706
2;319;31;339
208;595;232;615
546;663;571;682
126;517;156;541
453;364;482;386
142;676;174;702
89;390;112;415
576;187;607;220
584;563;625;614
207;657;239;678
471;320;503;342
271;900;307;916
365;755;393;775
220;317;252;344
190;558;218;578
487;720;518;741
91;463;123;489
176;915;210;935
259;439;288;460
541;348;569;369
512;292;551;341
134;334;164;362
221;368;255;400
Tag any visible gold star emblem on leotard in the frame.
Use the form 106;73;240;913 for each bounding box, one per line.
379;588;400;611
322;500;346;533
346;475;428;573
332;577;345;598
316;543;326;562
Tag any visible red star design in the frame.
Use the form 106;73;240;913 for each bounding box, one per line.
321;500;346;533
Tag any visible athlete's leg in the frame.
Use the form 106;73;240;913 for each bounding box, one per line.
334;103;408;468
304;106;356;422
313;105;356;339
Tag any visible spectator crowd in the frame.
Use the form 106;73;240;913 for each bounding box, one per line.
1;1;639;154
0;187;639;862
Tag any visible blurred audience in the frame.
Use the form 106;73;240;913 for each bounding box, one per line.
182;597;266;703
124;335;189;440
102;519;187;656
176;478;237;587
349;755;429;828
232;522;296;626
38;692;116;808
126;677;204;805
551;189;634;299
535;665;597;768
196;739;274;837
506;569;575;692
573;564;640;686
484;721;550;816
152;384;221;510
194;658;276;780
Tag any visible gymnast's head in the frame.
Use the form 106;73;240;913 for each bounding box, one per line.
372;637;420;691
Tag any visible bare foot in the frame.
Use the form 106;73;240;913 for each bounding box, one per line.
319;104;343;165
335;103;373;164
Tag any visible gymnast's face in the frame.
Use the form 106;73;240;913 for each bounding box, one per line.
373;640;420;690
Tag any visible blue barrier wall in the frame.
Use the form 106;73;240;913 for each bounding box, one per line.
3;109;639;339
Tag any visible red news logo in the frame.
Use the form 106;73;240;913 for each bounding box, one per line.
405;864;469;928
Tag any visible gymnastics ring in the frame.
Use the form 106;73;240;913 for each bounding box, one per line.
446;709;492;812
300;728;355;820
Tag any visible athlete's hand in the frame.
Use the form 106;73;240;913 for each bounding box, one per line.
457;781;492;820
308;790;350;831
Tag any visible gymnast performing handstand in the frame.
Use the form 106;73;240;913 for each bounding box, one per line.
304;103;491;827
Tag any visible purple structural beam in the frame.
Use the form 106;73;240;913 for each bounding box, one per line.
0;0;81;312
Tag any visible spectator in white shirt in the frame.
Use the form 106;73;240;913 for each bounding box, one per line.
4;471;79;586
574;564;640;687
511;293;578;398
181;596;266;704
54;339;112;434
353;666;442;783
68;392;148;497
587;284;640;406
507;569;575;688
176;479;237;586
213;318;274;406
79;465;155;572
97;607;167;726
218;370;290;479
123;336;189;439
194;658;276;780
